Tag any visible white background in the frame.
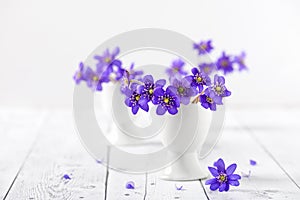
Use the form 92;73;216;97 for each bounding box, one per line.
0;0;299;109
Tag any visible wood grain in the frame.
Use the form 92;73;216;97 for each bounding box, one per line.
0;108;46;199
4;110;106;200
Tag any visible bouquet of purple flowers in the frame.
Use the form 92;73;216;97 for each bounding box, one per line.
73;40;247;115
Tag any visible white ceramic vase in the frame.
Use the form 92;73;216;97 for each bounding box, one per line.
159;104;212;181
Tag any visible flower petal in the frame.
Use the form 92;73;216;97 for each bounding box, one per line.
143;75;154;84
225;183;230;191
137;85;145;94
219;183;226;192
228;174;241;180
156;105;167;115
205;178;218;185
226;163;237;175
125;98;132;107
208;167;219;177
168;107;178;115
139;98;149;112
210;183;220;191
180;97;190;105
155;79;166;87
228;180;240;186
154;88;164;96
191;67;199;75
214;158;225;172
132;105;139;115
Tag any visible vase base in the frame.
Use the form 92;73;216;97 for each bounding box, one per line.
159;153;208;181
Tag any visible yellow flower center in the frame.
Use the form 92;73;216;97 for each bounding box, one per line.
76;72;81;79
105;57;111;63
200;44;207;50
135;95;140;101
221;60;228;67
196;76;202;83
218;174;227;182
173;67;179;72
149;89;154;94
204;67;210;73
92;75;99;81
178;86;185;94
215;86;222;92
164;97;169;104
206;97;213;104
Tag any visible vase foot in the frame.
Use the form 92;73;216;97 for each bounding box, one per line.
159;153;208;181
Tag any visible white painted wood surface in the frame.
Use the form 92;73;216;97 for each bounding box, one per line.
0;108;300;199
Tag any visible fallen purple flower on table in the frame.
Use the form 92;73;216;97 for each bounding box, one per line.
63;174;71;180
175;184;184;191
250;159;257;166
126;181;135;189
205;158;241;192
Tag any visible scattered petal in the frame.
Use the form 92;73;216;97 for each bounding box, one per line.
250;159;257;166
125;181;135;189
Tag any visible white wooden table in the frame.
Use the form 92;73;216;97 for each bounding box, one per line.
0;107;300;199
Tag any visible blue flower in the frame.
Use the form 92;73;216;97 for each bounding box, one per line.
85;67;110;91
185;68;211;93
73;62;86;84
137;75;166;102
199;63;215;75
210;75;231;98
166;59;187;79
200;89;222;111
152;86;180;115
193;40;213;55
234;52;248;71
216;52;234;75
205;158;241;192
124;85;149;115
168;78;197;105
94;47;120;73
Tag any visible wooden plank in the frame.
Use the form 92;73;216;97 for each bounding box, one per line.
234;109;300;188
106;170;147;200
5;110;106;200
200;113;300;199
145;174;208;200
0;108;46;199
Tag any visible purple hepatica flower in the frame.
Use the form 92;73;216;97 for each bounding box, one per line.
199;63;215;75
205;158;241;192
125;181;135;189
153;86;180;115
137;75;166;102
210;75;231;99
234;51;248;71
94;47;120;73
169;78;197;105
124;86;149;115
73;62;86;84
250;159;257;166
85;67;109;91
193;40;213;55
166;59;187;78
185;68;211;93
200;89;222;111
216;52;234;75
